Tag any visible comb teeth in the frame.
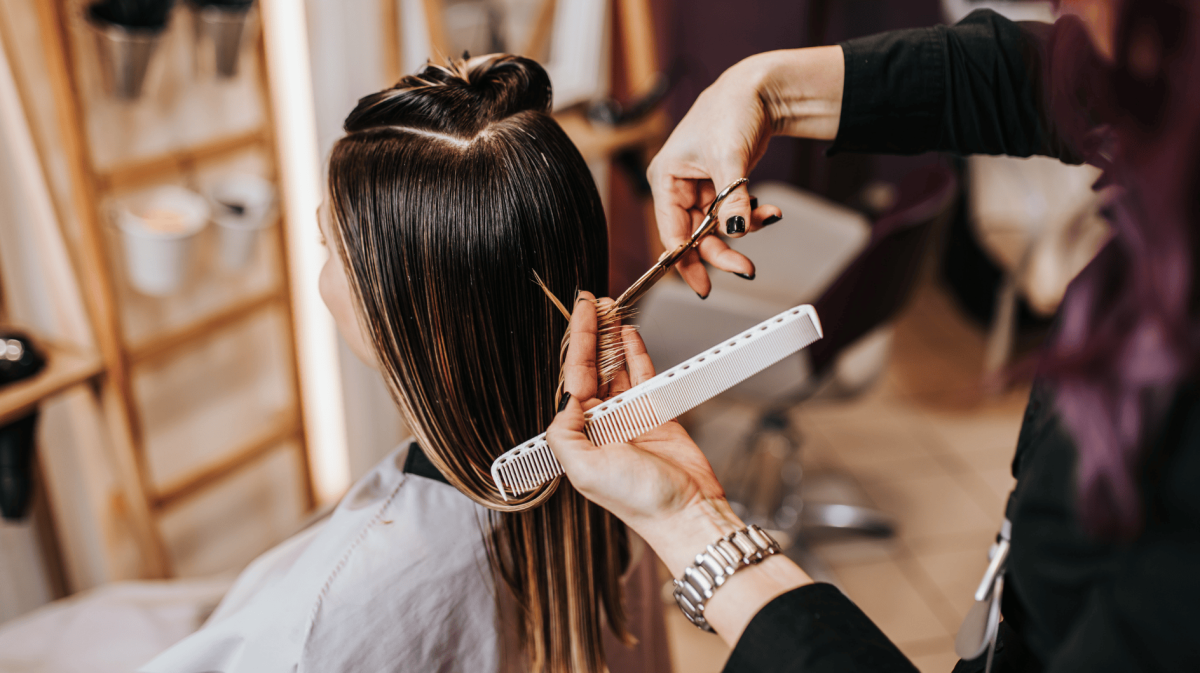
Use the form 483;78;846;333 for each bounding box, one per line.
491;305;823;501
586;396;661;446
491;436;560;500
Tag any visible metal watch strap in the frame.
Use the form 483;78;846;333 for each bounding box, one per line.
672;524;783;632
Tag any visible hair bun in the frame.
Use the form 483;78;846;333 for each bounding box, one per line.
344;54;553;136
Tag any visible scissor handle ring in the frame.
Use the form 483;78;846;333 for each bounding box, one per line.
689;177;749;244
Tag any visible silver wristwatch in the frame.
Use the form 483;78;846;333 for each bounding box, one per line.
672;524;782;632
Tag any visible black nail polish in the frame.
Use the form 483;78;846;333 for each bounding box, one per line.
735;272;756;280
695;291;708;300
763;214;782;227
726;215;746;235
749;196;758;210
557;392;572;412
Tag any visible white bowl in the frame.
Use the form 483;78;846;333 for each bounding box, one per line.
115;186;210;296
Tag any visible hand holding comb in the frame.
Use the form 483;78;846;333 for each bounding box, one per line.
493;303;823;500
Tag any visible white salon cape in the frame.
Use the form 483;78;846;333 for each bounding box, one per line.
0;442;667;673
141;442;504;673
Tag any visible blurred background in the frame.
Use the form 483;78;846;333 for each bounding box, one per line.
0;0;1109;671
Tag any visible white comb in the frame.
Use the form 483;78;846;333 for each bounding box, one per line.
491;304;823;500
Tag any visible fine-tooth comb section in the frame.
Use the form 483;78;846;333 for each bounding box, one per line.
490;305;822;500
586;396;661;446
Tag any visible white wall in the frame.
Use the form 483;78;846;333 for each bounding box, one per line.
304;0;410;479
0;123;56;622
0;29;64;617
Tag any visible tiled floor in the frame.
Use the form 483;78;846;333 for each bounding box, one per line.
664;281;1034;673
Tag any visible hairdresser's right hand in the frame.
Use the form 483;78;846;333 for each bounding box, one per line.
648;46;845;297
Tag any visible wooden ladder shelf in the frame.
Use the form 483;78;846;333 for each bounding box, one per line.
17;0;316;578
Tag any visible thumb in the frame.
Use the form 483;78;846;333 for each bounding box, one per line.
546;395;596;473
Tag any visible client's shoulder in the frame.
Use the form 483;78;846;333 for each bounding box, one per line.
302;441;500;670
322;440;490;586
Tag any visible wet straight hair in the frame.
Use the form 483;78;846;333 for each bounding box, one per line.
326;55;631;671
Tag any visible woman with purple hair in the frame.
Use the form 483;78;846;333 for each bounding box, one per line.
544;1;1200;671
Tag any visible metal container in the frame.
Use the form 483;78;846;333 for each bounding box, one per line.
209;173;276;271
193;3;252;78
87;11;164;100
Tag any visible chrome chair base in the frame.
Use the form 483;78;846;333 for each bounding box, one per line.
722;407;896;550
802;501;895;538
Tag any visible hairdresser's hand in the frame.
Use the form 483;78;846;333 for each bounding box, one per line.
648;46;845;297
549;294;812;644
550;295;727;542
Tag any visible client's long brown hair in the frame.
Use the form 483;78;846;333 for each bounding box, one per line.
327;55;631;672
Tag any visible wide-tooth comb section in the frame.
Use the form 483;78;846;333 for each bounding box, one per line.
492;437;561;500
490;305;823;500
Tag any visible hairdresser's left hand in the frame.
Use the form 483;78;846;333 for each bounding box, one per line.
550;294;814;644
547;294;737;566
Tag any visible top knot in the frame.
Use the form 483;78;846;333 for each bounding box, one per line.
343;54;553;137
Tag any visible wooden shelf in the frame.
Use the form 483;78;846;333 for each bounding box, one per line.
21;0;315;579
555;108;669;162
0;343;103;425
96;129;269;193
151;411;301;511
127;287;286;367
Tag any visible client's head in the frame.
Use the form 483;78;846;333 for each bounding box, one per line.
320;55;630;672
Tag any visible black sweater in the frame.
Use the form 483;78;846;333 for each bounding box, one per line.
722;10;1200;673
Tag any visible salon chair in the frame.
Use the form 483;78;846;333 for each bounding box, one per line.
966;155;1108;374
640;165;958;547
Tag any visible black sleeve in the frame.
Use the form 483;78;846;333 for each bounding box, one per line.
721;583;919;673
829;9;1089;162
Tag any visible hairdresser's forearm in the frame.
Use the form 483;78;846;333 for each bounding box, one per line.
637;499;813;648
729;46;845;142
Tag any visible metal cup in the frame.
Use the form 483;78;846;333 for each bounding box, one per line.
194;4;252;78
87;12;164;100
209;173;276;271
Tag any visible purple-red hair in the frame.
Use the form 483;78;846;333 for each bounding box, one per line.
1041;0;1200;538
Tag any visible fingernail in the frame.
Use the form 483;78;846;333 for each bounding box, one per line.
726;215;746;235
750;196;758;210
695;290;708;300
763;214;782;227
735;272;755;280
557;392;572;412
